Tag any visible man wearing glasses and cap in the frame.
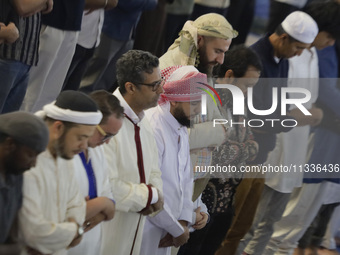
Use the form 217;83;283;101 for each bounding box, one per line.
101;50;164;255
68;90;124;255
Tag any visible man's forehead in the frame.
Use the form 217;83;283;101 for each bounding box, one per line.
143;67;161;80
207;37;231;51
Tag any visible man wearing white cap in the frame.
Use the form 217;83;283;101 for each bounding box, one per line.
262;2;340;254
234;11;319;255
140;65;209;255
18;91;105;255
249;10;318;165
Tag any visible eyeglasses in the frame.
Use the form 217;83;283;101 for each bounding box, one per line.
136;77;165;91
96;125;114;142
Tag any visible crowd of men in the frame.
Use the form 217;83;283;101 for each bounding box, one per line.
1;0;340;255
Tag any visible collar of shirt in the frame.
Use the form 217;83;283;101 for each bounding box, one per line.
113;88;145;124
158;102;186;136
273;56;280;64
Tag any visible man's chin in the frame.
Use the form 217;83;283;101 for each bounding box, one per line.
60;152;76;160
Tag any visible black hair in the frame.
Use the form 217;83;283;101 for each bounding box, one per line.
304;0;340;39
89;90;124;124
214;45;262;78
275;24;299;43
116;50;159;95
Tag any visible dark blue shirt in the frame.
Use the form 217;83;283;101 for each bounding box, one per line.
304;44;340;184
249;34;293;164
0;174;23;243
102;0;157;41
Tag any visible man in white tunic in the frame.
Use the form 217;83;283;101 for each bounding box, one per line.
236;11;319;255
67;90;124;255
160;13;234;205
101;50;164;255
140;65;208;255
18;91;103;255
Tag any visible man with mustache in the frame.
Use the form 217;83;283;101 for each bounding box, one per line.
140;65;209;255
18;91;103;255
160;13;237;78
101;50;164;255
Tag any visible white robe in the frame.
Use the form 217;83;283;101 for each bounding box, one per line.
100;89;163;255
140;103;195;255
67;146;114;255
19;150;86;255
265;47;319;193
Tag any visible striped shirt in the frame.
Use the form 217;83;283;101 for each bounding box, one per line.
0;13;41;66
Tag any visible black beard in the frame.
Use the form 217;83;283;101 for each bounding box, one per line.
173;107;192;128
196;45;214;77
196;62;214;77
54;132;73;160
175;116;192;128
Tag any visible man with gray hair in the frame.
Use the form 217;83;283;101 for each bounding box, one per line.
101;50;164;255
0;112;49;255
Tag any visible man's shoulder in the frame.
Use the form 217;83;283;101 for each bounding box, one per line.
159;48;184;70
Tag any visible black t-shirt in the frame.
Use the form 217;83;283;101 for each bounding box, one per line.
42;0;85;31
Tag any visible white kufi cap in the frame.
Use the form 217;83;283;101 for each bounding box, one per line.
281;11;318;44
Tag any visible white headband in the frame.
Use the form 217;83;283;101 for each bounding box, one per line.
35;101;103;125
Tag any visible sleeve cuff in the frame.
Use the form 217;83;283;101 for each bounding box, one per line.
166;221;184;238
150;187;159;204
179;208;195;225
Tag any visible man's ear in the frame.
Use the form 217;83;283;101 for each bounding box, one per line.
223;69;235;84
197;35;204;49
224;69;234;78
170;101;178;107
125;82;136;95
279;33;289;45
51;121;65;139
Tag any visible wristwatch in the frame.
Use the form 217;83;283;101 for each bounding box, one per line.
77;225;84;238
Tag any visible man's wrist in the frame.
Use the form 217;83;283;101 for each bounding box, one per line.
150;187;159;204
74;222;84;239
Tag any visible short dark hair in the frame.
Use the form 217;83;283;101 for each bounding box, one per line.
214;45;262;78
275;24;299;43
89;90;124;124
304;0;340;39
116;50;159;95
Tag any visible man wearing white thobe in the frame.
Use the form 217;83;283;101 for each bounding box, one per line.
140;65;210;255
68;91;124;255
18;91;103;255
100;50;164;255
